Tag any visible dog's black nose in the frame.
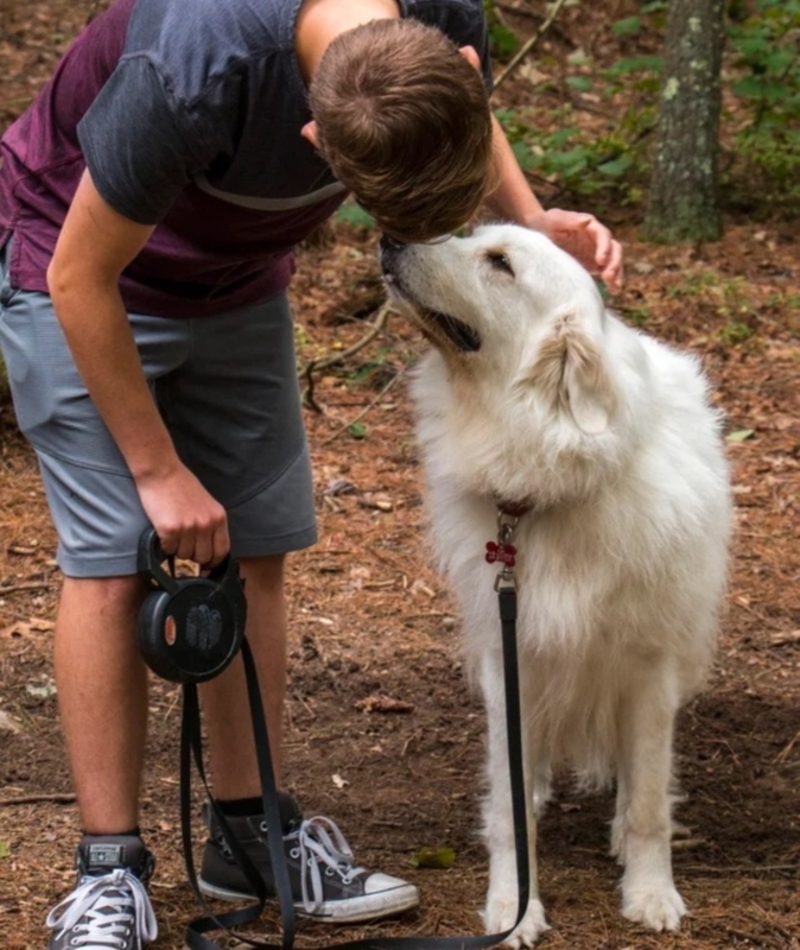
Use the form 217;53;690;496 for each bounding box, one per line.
379;233;407;253
379;234;407;277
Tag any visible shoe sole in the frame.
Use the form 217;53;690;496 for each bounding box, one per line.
197;877;420;924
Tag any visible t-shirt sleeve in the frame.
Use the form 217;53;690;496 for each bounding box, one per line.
77;55;234;224
434;0;494;93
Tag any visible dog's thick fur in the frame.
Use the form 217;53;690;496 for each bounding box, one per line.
381;225;731;945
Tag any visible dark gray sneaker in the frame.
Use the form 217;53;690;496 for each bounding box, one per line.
46;835;157;949
198;797;419;924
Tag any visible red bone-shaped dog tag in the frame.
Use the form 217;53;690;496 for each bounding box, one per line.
485;541;517;567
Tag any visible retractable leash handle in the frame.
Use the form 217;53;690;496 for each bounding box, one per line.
137;527;247;684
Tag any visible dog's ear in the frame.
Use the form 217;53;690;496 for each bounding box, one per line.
521;315;616;435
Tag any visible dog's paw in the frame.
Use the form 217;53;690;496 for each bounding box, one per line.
622;885;686;932
484;896;550;948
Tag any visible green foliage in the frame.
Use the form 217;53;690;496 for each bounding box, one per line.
492;5;668;210
498;95;655;207
612;16;642;36
725;0;800;215
411;846;456;869
334;202;375;231
719;320;755;345
491;1;797;218
727;428;756;442
482;1;520;61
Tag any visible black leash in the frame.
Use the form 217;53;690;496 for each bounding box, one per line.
165;513;531;950
181;638;297;950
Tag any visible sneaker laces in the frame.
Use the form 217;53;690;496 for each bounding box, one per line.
46;868;157;949
287;816;366;913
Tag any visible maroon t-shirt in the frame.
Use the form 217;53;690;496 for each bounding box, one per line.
0;0;491;317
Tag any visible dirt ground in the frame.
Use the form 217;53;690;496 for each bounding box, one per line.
0;3;798;950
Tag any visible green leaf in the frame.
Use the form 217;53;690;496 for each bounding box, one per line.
727;429;756;442
334;204;375;230
348;422;367;440
613;16;641;35
604;55;663;77
511;141;540;172
566;76;593;91
597;156;633;176
411;846;456;869
0;840;10;859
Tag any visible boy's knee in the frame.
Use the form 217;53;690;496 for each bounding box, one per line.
61;573;148;614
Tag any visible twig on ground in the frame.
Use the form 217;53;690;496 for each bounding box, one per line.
300;302;393;411
0;582;56;595
772;728;800;765
494;2;543;22
494;1;573;46
493;0;569;90
0;792;77;806
319;368;404;447
725;927;769;947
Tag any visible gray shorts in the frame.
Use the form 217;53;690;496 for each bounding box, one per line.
0;243;317;578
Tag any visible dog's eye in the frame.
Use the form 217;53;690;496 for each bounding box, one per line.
487;252;514;276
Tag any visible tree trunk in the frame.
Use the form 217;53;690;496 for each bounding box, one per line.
641;0;725;244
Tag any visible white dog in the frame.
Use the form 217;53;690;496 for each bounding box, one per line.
380;225;731;945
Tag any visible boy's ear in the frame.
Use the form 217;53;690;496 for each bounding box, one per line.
458;45;481;71
301;120;319;147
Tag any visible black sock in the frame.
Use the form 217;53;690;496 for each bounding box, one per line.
217;792;301;831
81;827;141;839
217;797;263;818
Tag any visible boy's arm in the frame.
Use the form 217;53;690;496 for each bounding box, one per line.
47;169;230;566
483;115;624;292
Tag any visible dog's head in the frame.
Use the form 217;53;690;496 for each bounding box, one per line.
380;224;617;435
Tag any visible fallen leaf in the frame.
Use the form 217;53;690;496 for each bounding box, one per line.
359;493;393;512
1;617;55;639
0;711;22;734
354;694;415;715
411;846;456;869
409;579;436;599
325;478;357;497
331;773;349;789
727;429;756;442
25;676;57;699
770;630;800;647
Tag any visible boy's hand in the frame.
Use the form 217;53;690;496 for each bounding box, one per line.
529;208;624;293
136;463;230;569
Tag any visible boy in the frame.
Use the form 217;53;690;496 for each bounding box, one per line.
0;1;622;947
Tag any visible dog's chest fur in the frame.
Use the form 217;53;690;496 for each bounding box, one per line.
411;333;730;771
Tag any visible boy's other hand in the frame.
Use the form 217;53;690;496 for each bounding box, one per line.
528;208;624;294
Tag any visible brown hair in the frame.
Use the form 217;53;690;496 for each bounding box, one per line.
308;18;494;242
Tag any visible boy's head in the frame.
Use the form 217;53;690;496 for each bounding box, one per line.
308;18;494;242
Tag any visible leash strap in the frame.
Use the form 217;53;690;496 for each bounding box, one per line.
181;638;296;950
179;586;529;950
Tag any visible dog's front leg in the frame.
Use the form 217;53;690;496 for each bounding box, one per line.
615;660;686;932
481;656;549;948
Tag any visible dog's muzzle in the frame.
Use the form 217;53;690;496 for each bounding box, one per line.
379;235;482;353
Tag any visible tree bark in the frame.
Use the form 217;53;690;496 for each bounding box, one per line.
641;0;726;243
